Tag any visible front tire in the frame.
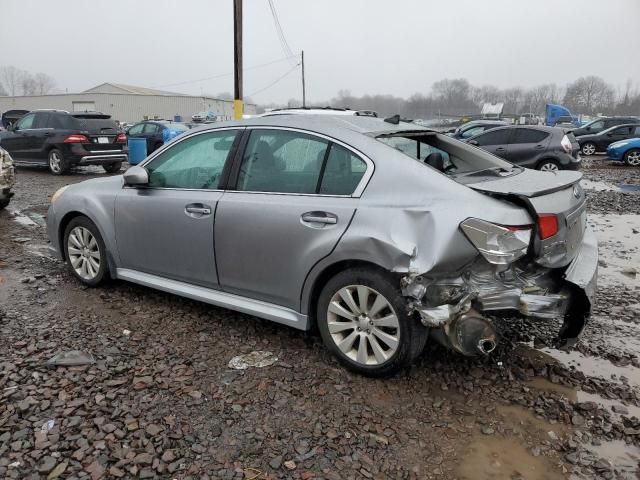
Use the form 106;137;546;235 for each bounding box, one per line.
64;216;108;286
49;149;70;175
0;196;10;210
581;142;596;156
102;162;122;173
537;159;560;172
317;267;428;377
624;148;640;167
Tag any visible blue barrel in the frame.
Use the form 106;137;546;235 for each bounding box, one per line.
174;115;182;122
127;138;148;165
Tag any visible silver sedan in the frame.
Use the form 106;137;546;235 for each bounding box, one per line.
46;115;597;376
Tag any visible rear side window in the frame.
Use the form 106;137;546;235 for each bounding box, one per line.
512;129;549;144
634;126;640;136
473;129;511;146
319;144;367;195
50;114;72;129
33;112;50;129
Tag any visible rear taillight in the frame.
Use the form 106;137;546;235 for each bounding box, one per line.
560;134;572;153
63;134;90;144
460;218;532;265
116;133;127;143
537;214;559;240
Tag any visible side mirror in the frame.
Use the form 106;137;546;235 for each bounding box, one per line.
123;165;149;186
468;140;479;146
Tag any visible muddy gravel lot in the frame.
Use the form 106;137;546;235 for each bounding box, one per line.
1;156;639;479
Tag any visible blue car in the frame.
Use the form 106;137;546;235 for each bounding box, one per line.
126;121;189;154
607;138;640;166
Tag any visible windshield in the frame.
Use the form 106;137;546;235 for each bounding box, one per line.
376;132;519;180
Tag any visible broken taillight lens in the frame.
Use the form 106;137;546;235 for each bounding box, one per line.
537;214;559;240
460;218;532;265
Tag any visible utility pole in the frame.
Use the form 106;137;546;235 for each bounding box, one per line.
301;50;306;108
233;0;243;120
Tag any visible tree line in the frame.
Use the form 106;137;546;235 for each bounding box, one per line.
0;66;57;96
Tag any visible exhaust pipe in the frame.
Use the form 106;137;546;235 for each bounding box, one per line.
431;310;497;356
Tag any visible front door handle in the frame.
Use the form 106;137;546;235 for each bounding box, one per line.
185;204;212;216
495;147;506;152
301;211;337;225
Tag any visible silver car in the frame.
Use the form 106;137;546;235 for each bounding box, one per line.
46;115;597;376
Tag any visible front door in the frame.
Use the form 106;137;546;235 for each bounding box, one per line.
114;128;241;288
2;112;36;160
215;128;370;310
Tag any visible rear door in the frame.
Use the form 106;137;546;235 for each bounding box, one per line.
215;128;369;310
470;128;512;159
506;128;551;168
114;128;241;287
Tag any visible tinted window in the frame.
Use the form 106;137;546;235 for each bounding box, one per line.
319;144;367;195
15;113;35;130
147;130;238;189
73;118;118;133
237;129;329;194
634;126;640;136
612;126;633;135
473;129;511;146
143;123;159;134
128;124;144;135
512;129;549;144
460;126;486;138
589;121;604;130
33;112;50;129
50;114;71;129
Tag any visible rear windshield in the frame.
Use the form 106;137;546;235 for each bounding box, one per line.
73;118;118;133
376;132;520;182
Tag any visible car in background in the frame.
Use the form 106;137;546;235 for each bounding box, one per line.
1;109;29;131
0;110;127;175
465;125;580;171
607;138;640;166
192;111;217;122
571;116;639;137
46;115;596;376
447;119;508;140
126;121;190;154
261;107;378;117
577;124;640;156
0;147;15;209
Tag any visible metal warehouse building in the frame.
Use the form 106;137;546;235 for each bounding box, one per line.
0;83;257;123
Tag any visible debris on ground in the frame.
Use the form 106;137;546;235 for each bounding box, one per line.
228;351;278;369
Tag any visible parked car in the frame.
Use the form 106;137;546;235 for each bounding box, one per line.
607;138;640;166
46;115;597;376
465;125;580;171
191;111;217;122
1;109;29;131
447;119;508;140
126;121;190;154
0;146;15;209
577;124;640;156
571;116;640;137
0;110;127;175
261;107;378;117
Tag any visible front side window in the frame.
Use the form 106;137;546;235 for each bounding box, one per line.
473;129;511;146
634;126;640;136
460;126;486;139
146;130;238;189
128;124;144;135
589;121;604;130
612;126;632;135
143;123;158;134
15;113;35;130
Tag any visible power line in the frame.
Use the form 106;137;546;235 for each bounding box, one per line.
150;55;298;89
267;0;296;66
247;62;300;97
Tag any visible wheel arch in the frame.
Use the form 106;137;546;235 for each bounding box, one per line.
536;157;560;169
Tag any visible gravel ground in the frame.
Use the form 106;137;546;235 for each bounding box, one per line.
1;162;639;479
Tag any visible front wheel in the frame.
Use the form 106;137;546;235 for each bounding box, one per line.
624;149;640;167
537;159;560;172
317;267;428;377
102;162;122;173
581;142;596;156
49;149;70;175
64;216;108;286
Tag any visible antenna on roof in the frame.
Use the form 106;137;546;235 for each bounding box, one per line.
384;114;400;125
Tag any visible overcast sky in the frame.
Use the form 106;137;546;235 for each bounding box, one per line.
1;0;639;104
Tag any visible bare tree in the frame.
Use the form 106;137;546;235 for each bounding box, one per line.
0;66;23;96
563;76;615;114
20;72;37;96
33;72;56;95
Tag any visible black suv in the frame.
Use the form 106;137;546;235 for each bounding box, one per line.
0;110;128;175
465;125;580;172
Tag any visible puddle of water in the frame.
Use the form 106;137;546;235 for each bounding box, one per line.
581;179;621;192
619;184;640;193
587;439;640;473
587;214;639;288
456;433;564;480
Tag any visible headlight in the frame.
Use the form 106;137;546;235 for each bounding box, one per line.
460;218;532;265
51;185;70;204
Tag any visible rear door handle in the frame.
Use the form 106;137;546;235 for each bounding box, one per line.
301;211;337;225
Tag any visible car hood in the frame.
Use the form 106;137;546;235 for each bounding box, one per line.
464;168;582;198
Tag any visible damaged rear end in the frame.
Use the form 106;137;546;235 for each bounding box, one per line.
397;144;597;356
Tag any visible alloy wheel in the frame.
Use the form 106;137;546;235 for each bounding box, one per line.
326;285;400;366
627;151;640;166
540;162;559;172
49;151;62;174
581;143;596;156
67;226;101;280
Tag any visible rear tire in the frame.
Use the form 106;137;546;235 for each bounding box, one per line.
581;142;596;156
317;267;428;377
624;149;640;167
0;197;10;210
537;159;560;172
102;162;122;173
48;149;70;175
63;216;108;286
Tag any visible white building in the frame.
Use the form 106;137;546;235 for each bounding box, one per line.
0;82;257;123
